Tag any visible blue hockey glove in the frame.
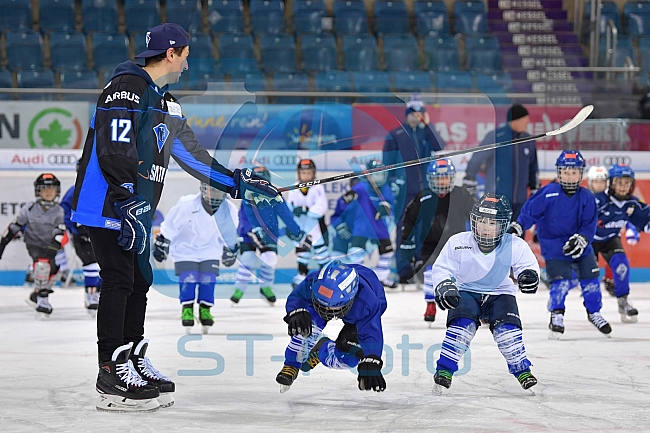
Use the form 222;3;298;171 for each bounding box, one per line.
390;178;404;198
626;227;640;245
248;227;271;249
434;279;460;310
284;308;312;337
517;269;539;294
357;355;386;392
335;222;352;240
562;233;588;259
507;221;524;237
153;234;170;262
292;206;308;217
230;168;282;208
222;246;237;267
374;201;391;220
114;195;151;254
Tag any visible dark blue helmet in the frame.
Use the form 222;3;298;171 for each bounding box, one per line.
608;164;635;199
311;260;359;320
363;160;387;187
470;193;513;250
556;150;585;192
426;158;456;195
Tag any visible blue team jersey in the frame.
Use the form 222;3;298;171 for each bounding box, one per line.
351;182;394;240
517;182;597;261
286;264;387;357
237;199;301;245
593;191;650;242
61;186;77;234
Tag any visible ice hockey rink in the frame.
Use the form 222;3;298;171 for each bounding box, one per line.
1;282;649;433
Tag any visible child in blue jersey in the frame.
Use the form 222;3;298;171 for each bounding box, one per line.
330;178;361;262
231;166;311;305
275;260;387;393
333;160;397;288
510;150;612;338
592;164;650;323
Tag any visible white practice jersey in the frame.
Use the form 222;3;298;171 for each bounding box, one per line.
429;231;540;296
285;185;328;243
160;193;239;263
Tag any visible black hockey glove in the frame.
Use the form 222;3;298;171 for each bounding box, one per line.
562;234;589;259
341;190;358;204
335;222;352;240
248;227;270;249
230;168;282;208
507;221;524;237
293;206;308;217
462;177;478;196
357;355;386;392
374;201;392;220
153;234;170;262
434;279;460;310
283;308;312;338
52;224;66;248
0;223;21;260
114;195;151;255
222;247;237;267
517;269;539;294
295;234;313;254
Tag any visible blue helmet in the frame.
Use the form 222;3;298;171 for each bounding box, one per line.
555;150;585;192
608;164;635;199
363;160;387;187
470;193;512;251
426;158;456;195
311;260;359;320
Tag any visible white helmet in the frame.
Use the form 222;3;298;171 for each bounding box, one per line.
586;166;608;192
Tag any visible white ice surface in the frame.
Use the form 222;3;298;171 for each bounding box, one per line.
1;283;649;433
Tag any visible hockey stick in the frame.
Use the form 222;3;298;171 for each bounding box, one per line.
278;105;593;192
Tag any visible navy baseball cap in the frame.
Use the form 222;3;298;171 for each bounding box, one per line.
135;23;189;59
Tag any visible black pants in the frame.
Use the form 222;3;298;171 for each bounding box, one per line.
88;227;152;362
26;245;59;276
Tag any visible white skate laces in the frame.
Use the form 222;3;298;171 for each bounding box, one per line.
116;359;149;388
138;356;172;382
588;312;608;328
551;312;564;328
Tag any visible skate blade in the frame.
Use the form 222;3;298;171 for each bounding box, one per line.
184;326;193;335
548;330;562;340
157;393;174;408
620;314;638;323
201;325;211;335
526;388;536;396
87;309;97;318
428;322;433;329
25;299;36;308
96;395;160;413
35;312;51;320
279;385;292;394
432;383;445;396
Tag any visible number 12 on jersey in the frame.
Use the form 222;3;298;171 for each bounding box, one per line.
111;119;132;143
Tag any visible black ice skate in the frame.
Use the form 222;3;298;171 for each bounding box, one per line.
587;311;612;335
617;295;639;323
602;277;616;297
181;304;194;334
548;309;565;339
516;370;538;393
259;286;277;304
433;370;453;395
276;365;299;393
35;289;54;319
96;342;160;412
130;339;175;408
199;304;214;335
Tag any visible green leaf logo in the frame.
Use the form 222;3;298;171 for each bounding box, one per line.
38;119;71;148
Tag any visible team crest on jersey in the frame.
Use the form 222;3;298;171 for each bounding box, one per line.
626;206;634;216
153;123;169;152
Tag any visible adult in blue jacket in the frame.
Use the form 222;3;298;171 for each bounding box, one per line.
464;104;539;220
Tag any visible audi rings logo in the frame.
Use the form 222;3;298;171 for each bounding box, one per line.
603;155;631;166
47;154;78;166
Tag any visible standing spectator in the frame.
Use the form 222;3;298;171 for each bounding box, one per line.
463;104;539;221
382;94;445;247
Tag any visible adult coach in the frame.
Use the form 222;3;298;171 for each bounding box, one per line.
71;23;280;412
463;104;539;220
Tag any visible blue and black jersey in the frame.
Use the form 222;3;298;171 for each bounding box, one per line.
71;61;235;230
594;191;650;242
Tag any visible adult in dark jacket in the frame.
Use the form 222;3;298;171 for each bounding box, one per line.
463;104;539;221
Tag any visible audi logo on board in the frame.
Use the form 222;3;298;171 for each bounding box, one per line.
47;154;78;165
603;155;631;166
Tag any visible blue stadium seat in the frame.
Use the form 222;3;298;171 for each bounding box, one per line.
82;0;118;33
0;70;14;100
294;0;327;34
350;70;395;102
166;0;203;34
333;0;368;34
374;1;409;35
342;35;379;71
17;69;55;100
423;35;460;71
208;0;244;34
6;31;43;70
186;34;216;72
60;69;99;100
125;0;160;34
250;0;285;34
186;71;225;90
391;71;433;92
230;71;267;93
625;1;650;17
415;1;450;36
437;70;472;91
640;37;650;70
455;10;487;34
40;0;75;33
260;34;296;73
474;73;510;104
384;34;419;72
584;1;620;35
272;72;311;104
219;34;258;74
599;35;635;66
628;11;650;37
464;35;499;51
467;48;501;73
0;0;32;31
453;0;486;16
92;33;128;72
50;32;87;71
302;35;338;72
315;70;352;102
